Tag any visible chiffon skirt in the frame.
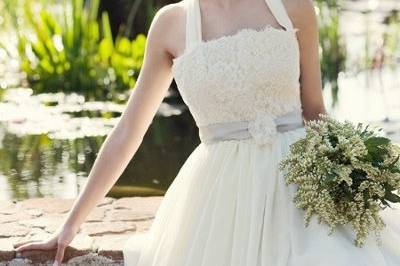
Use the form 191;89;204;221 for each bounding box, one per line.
122;127;400;266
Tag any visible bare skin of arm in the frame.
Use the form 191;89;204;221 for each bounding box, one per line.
285;0;327;121
14;3;186;265
14;0;325;264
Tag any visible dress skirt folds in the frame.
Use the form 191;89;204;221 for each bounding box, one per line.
122;0;400;264
123;128;400;265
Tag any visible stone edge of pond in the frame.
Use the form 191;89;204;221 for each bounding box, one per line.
0;196;164;265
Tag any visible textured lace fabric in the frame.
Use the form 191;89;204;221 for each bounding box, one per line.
171;24;303;127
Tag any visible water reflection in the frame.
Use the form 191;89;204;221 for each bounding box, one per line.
0;88;199;200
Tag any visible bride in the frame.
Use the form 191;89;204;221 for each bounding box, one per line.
14;0;400;265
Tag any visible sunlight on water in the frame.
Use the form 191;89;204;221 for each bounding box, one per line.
0;88;121;139
0;88;185;139
325;68;400;142
324;1;400;142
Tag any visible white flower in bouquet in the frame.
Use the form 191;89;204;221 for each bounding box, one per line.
280;114;400;247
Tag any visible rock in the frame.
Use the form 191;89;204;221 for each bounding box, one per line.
24;209;43;217
113;196;162;213
0;200;18;215
1;257;33;266
0;211;32;224
0;238;15;261
86;205;110;222
81;221;136;236
63;234;94;261
106;209;154;222
18;213;66;233
0;196;163;265
134;219;154;233
67;253;122;266
6;237;24;249
18;198;74;214
97;197;115;207
14;227;53;245
0;223;30;238
94;234;132;261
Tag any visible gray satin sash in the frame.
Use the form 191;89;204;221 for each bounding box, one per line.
198;111;304;144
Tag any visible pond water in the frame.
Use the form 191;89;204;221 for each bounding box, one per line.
0;88;199;200
0;0;399;200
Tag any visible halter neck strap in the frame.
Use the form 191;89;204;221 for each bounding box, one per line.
185;0;203;51
184;0;294;50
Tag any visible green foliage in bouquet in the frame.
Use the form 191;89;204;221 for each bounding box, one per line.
280;115;400;247
17;0;146;101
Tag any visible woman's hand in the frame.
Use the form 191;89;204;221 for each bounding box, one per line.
13;225;79;266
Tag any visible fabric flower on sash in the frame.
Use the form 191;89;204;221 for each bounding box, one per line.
248;111;278;146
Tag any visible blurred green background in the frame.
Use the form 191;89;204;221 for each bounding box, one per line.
0;0;399;200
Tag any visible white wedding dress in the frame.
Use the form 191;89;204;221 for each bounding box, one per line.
123;0;400;265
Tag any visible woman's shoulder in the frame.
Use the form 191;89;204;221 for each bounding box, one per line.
283;0;318;30
145;1;187;60
152;1;186;25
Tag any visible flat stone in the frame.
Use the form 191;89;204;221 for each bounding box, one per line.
0;238;15;261
18;228;53;244
18;198;74;214
0;211;33;224
94;234;132;261
113;197;162;213
106;209;154;222
81;221;136;236
0;200;18;215
86;205;109;222
97;197;115;207
64;233;94;261
6;236;24;249
0;223;30;238
18;213;66;233
134;219;154;233
0;196;163;265
24;209;43;217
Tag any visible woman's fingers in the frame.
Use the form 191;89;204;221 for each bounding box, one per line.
13;239;41;249
54;242;67;265
14;241;52;252
14;236;58;252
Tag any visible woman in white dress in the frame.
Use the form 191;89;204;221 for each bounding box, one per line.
14;0;400;265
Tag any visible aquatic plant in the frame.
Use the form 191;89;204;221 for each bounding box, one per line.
315;0;347;106
17;0;146;101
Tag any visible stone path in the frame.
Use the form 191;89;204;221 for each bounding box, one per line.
0;197;163;265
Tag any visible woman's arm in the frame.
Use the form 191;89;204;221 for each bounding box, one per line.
286;0;327;121
61;3;180;233
15;3;185;264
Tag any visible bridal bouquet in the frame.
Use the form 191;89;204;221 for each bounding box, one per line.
280;114;400;247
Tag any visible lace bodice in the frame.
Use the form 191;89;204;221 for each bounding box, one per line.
172;0;302;127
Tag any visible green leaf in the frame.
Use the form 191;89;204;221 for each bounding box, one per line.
321;172;337;187
101;12;113;48
364;137;391;165
364;136;391;148
385;191;400;203
381;199;391;208
98;39;113;62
